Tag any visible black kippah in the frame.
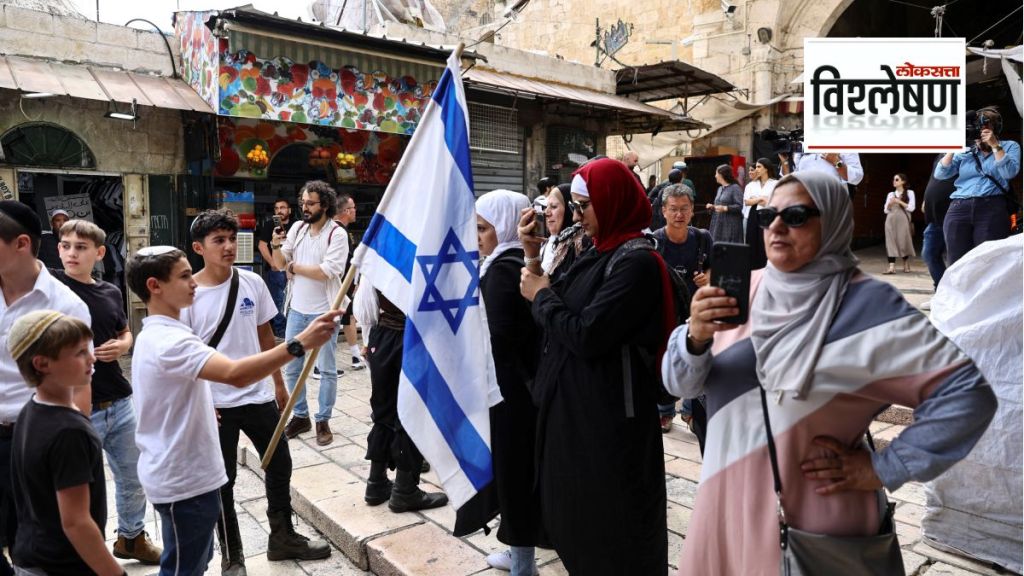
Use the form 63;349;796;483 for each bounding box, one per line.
0;201;42;239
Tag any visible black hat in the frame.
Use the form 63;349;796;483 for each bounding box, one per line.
0;201;43;239
668;169;683;183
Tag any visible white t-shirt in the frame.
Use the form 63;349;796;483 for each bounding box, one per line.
280;220;349;314
131;315;225;504
180;269;278;408
742;179;778;220
0;263;91;422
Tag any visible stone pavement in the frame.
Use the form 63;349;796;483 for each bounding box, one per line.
106;246;1009;576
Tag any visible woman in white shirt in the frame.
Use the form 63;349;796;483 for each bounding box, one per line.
742;158;777;269
884;173;917;274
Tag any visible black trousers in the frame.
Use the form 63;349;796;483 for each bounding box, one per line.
217;401;292;533
364;326;423;472
0;434;14;576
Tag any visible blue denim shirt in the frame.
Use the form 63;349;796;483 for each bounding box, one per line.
934;140;1021;199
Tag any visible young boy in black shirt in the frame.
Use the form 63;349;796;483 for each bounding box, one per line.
56;220;161;564
8;310;124;576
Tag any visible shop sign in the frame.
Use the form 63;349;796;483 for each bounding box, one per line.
44;193;94;221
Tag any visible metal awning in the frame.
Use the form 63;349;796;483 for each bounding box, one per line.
615;61;735;102
464;68;708;135
0;56;214;113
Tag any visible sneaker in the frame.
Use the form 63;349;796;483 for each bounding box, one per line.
351;356;366;371
284;416;311;439
486;550;512;572
112;531;162;565
660;415;674;433
920;300;931;311
315;420;334;446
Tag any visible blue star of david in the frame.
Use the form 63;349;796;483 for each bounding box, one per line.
416;228;480;332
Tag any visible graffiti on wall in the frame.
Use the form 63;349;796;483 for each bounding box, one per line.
214;117;409;185
174;11;219;112
218;50;437;136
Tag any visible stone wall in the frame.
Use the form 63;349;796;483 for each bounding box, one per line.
0;92;185;174
0;4;179;75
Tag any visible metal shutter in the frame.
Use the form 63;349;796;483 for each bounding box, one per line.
469;102;524;196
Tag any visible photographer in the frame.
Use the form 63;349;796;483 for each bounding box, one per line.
935;107;1021;264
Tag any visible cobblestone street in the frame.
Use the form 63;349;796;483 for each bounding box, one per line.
108;246;1008;576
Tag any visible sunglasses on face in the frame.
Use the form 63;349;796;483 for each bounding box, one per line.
756;205;821;228
568;199;591;213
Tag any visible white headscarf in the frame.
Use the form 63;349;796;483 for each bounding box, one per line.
750;171;859;399
476;189;530;277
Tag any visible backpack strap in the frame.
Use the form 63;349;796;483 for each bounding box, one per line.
694;227;711;273
970;148;1019;207
208;268;239;349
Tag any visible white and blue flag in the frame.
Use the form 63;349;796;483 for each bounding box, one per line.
351;50;501;509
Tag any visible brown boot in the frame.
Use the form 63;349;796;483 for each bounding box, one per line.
315;420;333;446
112;531;162;565
285;416;311;439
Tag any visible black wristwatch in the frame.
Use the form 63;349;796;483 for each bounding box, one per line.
286;338;305;358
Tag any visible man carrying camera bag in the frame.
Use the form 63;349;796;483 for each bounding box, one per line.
935;106;1021;264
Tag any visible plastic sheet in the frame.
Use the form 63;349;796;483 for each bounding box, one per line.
924;235;1023;574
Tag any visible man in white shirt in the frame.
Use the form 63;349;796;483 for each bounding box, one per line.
332;193;366;372
126;245;338;576
271;180;348;446
182;211;330;575
782;151;864;189
0;201;90;575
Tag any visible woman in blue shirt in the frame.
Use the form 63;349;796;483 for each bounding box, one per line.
935;107;1021;264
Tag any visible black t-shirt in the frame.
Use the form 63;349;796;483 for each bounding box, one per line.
53;272;131;403
924;154;956;225
12;399;106;576
38;233;63;271
258;219;292;254
655;227;712;296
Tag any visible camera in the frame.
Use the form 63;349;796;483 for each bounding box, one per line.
966;109;1002;146
533;205;548;238
760;128;804;155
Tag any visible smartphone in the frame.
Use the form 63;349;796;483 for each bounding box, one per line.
532;205;549;238
710;242;750;325
272;215;282;233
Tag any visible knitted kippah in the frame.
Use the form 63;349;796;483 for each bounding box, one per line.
7;310;64;361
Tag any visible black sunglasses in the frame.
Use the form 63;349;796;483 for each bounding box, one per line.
756;205;821;228
568;199;591;213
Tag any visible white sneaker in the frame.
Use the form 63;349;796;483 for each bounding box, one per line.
920;300;931;311
486;550;512;572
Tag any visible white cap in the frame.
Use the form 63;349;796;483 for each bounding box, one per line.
50;209;69;219
570;173;590;198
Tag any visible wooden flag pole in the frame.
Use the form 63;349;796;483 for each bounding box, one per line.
261;263;359;469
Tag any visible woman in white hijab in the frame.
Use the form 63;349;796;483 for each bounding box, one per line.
661;171;996;574
459;190;546;575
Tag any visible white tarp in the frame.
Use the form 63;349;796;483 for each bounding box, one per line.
615;94;792;170
968;45;1023;118
923;234;1024;574
309;0;445;32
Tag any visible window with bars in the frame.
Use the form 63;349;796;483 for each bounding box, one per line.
469;103;521;154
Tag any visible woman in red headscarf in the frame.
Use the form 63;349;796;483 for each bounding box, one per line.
520;158;674;575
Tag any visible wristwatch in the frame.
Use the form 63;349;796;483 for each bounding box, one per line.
286;338;306;358
994;144;1004;152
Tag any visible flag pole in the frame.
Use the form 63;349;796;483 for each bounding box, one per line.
261;263;359;469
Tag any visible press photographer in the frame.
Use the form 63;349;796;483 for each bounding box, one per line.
935;106;1021;264
766;128;864;190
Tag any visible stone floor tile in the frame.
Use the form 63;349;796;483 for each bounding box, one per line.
892;482;928;507
322;442;371;468
667;530;684;570
662;436;702;462
665;476;698;508
367;522;486;576
418;500;456;531
924;563;986;576
288;438;331;469
664;457;702;482
903;549;931;575
896;519;923;545
298;551;373;575
912;541;1007;576
292;461;361;502
666;501;692;537
896;501;927;527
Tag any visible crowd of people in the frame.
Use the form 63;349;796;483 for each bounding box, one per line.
0;107;1016;575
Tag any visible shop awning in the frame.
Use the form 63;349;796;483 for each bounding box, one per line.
0;56;214;113
463;68;708;135
615;61;736;102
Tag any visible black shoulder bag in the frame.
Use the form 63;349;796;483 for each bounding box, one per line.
208;268;239;349
759;386;905;576
970;148;1022;234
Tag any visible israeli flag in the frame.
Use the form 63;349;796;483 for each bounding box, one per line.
351;50;501;509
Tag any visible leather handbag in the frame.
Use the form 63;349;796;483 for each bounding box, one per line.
758;387;905;576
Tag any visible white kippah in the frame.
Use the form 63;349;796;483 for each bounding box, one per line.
570;174;590;198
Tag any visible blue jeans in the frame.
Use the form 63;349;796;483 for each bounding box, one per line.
90;397;147;539
511;546;536;576
659;399;694;418
266;270;287;338
943;196;1010;265
921;223;947;289
284;309;339;422
154;489;221;576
